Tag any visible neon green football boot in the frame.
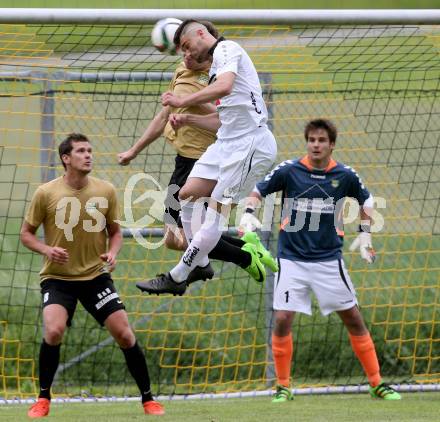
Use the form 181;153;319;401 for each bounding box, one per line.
272;385;294;403
369;382;401;400
242;231;279;272
241;243;266;283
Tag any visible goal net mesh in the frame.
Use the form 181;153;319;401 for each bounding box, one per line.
0;21;439;398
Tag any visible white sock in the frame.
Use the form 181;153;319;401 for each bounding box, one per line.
180;199;206;242
170;208;226;282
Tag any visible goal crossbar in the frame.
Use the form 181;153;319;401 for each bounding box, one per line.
0;9;440;24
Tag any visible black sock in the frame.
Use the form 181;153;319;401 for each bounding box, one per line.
220;234;245;248
38;340;61;400
209;236;251;268
121;342;153;403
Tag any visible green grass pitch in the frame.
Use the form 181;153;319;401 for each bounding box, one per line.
2;393;440;421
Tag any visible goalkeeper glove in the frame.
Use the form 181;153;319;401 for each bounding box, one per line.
238;207;262;236
349;221;376;264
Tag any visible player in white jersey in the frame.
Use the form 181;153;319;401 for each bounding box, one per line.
138;20;277;295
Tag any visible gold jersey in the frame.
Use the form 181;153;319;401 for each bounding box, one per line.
25;176;120;281
163;62;216;159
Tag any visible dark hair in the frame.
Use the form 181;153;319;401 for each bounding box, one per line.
200;20;219;39
304;119;337;144
173;19;218;47
59;133;90;169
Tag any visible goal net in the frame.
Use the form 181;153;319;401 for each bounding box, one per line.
0;11;439;399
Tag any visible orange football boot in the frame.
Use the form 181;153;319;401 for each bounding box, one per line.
143;400;165;415
27;398;50;418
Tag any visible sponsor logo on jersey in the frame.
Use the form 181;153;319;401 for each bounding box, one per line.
310;174;325;179
290;184;335;214
198;74;209;85
292;198;335;214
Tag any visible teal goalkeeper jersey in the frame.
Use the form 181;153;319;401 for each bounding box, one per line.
256;156;371;262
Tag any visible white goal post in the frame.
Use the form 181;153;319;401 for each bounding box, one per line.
0;8;440;24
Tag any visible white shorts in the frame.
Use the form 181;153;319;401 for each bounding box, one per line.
188;126;277;205
273;258;358;316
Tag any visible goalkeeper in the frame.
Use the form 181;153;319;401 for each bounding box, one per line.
240;118;401;402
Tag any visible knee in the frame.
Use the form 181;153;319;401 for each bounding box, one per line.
114;328;136;349
274;312;293;336
345;320;368;336
44;324;65;345
164;231;187;251
339;307;368;335
164;235;180;250
178;185;192;201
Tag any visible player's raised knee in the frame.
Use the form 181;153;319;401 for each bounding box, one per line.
178;184;193;201
164;235;186;251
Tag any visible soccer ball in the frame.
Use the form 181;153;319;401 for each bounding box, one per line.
151;18;182;55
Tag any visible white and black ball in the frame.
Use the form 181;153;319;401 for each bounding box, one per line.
151;18;183;55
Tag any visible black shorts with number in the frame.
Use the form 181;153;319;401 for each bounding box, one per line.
40;273;125;326
164;154;197;228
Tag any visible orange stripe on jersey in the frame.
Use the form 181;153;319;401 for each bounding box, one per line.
299;156;337;172
335;204;345;237
280;217;289;231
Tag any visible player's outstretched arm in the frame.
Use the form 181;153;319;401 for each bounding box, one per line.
162;72;235;108
169;112;221;132
20;221;69;264
118;106;171;165
349;206;376;264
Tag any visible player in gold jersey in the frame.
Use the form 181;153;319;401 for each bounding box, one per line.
118;57;217;251
118;21;218;252
20;134;164;418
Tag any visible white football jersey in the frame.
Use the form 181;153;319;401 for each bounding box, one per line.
209;40;268;140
